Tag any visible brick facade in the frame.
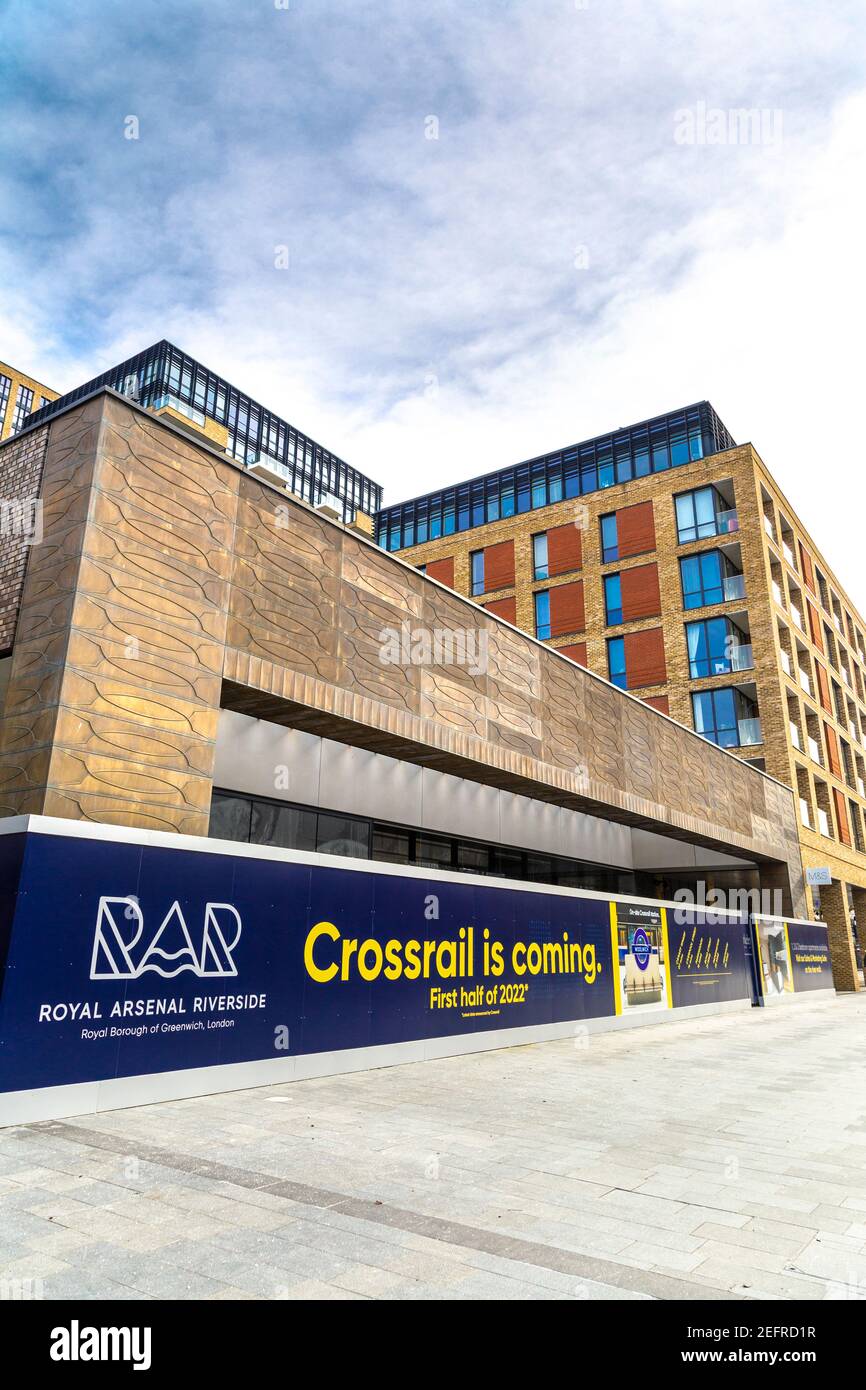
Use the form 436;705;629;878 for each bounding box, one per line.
0;423;49;652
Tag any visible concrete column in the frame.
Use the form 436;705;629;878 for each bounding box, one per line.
819;879;861;992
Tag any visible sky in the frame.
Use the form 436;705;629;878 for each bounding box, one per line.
1;0;865;598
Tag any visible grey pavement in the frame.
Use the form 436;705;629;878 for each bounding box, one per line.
2;994;866;1301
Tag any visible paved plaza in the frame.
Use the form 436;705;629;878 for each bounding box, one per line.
2;995;866;1301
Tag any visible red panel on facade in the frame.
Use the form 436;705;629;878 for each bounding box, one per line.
807;602;823;651
484;539;515;592
816;662;832;713
799;543;816;593
623;627;667;689
426;555;454;588
620;563;661;622
617;501;656;559
485;595;516;625
557;641;587;667
824;723;842;778
833;787;852;846
548;523;583;577
549;580;585;638
642;693;670;715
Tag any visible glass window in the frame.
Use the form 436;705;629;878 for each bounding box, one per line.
501;481;515;517
600;513;618;563
316;814;370;859
686;617;732;678
604;573;622;625
534;590;551;641
209;793;252;842
415;835;453;868
458;842;490;874
372;826;411;863
675;487;719;543
251;802;317;851
532;533;548;580
680;551;724;609
607;637;627;689
670;425;689;467
443;499;455;535
692;688;738;747
598;446;614;489
548;469;563;503
531;472;547;508
470;550;484;596
429;511;442;539
564;454;579;498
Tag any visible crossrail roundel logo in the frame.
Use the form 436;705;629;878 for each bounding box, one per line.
632;927;651;971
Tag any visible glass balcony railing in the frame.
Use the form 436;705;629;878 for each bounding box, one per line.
799;669;812;696
772;581;784;608
841;666;851;687
763;515;776;541
791;606;804;631
723;573;746;601
151;394;206;427
817;808;830;837
715;508;739;535
780;649;792;676
246;451;292;483
738;717;762;746
799;797;812;828
730;644;754;672
808;736;821;764
789;722;802;750
782;541;795;568
858;778;866;798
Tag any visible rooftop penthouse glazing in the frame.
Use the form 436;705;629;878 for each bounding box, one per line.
25;339;383;524
376;401;735;551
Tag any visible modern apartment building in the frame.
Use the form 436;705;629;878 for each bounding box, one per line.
0;359;58;441
379;403;866;986
25;340;382;524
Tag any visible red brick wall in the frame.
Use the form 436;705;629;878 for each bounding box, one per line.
485;595;516;624
427;555;454;588
548;522;582;577
0;424;49;652
617;500;655;558
484;539;515;592
558;641;587;667
549;580;584;638
623;626;666;689
620;562;661;622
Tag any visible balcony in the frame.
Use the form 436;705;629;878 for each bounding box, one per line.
772;581;784;608
817;808;831;837
799;797;812;829
246;451;292;488
730;644;754;672
763;515;776;541
789;722;802;750
841;666;852;688
791;606;804;631
738;717;762;746
723;573;746;601
798;669;812;696
780;649;792;676
782;540;795;568
808;736;821;765
859;778;866;798
850;720;859;741
151;394;206;426
715;508;739;535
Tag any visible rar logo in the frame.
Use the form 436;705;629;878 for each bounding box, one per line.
90;897;242;981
